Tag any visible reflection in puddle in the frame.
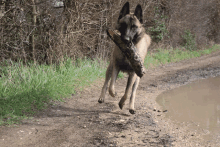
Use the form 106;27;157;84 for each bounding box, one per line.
156;76;220;141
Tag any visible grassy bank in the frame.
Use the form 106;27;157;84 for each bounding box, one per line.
144;44;220;68
0;58;108;125
0;44;220;125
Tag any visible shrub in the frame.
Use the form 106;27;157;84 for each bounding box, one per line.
182;30;197;51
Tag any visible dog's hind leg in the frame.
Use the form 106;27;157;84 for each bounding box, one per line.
119;72;137;111
129;77;140;114
109;65;119;97
98;63;112;103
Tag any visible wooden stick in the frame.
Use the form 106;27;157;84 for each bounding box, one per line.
107;29;146;78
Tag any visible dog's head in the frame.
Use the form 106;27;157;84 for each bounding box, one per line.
116;2;143;43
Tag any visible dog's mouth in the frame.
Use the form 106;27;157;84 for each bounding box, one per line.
120;37;134;48
121;35;132;44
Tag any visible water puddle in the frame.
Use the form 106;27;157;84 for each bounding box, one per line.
156;76;220;141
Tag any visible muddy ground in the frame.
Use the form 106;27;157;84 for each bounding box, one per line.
1;50;220;147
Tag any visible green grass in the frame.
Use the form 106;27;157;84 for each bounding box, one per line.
144;44;220;68
0;58;108;125
0;44;219;125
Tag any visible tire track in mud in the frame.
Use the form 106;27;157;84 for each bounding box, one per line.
1;50;220;147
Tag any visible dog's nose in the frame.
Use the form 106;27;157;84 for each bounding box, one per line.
123;36;130;43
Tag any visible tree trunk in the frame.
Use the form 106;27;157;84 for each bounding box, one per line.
29;0;37;63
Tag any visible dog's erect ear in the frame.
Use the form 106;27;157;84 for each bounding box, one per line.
118;2;130;21
134;4;143;24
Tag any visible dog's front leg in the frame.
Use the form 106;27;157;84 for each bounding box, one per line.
129;77;140;114
119;72;137;111
109;65;119;97
98;63;112;103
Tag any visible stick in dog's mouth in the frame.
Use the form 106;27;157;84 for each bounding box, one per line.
106;29;146;78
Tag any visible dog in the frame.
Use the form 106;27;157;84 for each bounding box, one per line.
98;2;151;114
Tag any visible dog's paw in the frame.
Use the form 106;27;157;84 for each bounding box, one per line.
118;102;124;109
109;90;117;97
129;109;136;114
98;98;104;103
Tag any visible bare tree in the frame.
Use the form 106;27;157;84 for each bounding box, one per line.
0;0;220;63
28;0;37;63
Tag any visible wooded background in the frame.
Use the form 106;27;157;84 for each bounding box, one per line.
0;0;220;63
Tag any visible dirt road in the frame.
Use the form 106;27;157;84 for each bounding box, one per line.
1;50;220;147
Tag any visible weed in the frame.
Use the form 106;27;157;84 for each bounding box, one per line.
148;7;169;43
149;21;168;43
182;30;197;51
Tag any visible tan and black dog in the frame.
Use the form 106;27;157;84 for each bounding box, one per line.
98;2;151;114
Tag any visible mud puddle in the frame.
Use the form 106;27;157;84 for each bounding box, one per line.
156;76;220;142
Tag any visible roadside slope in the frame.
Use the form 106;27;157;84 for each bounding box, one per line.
1;50;220;147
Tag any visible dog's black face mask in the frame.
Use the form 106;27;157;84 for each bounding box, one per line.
117;2;143;43
118;16;139;43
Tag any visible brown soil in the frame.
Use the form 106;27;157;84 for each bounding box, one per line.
1;50;220;147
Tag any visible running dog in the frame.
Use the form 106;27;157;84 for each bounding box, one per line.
98;2;151;114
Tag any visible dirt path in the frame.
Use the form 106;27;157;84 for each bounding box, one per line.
1;50;220;147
